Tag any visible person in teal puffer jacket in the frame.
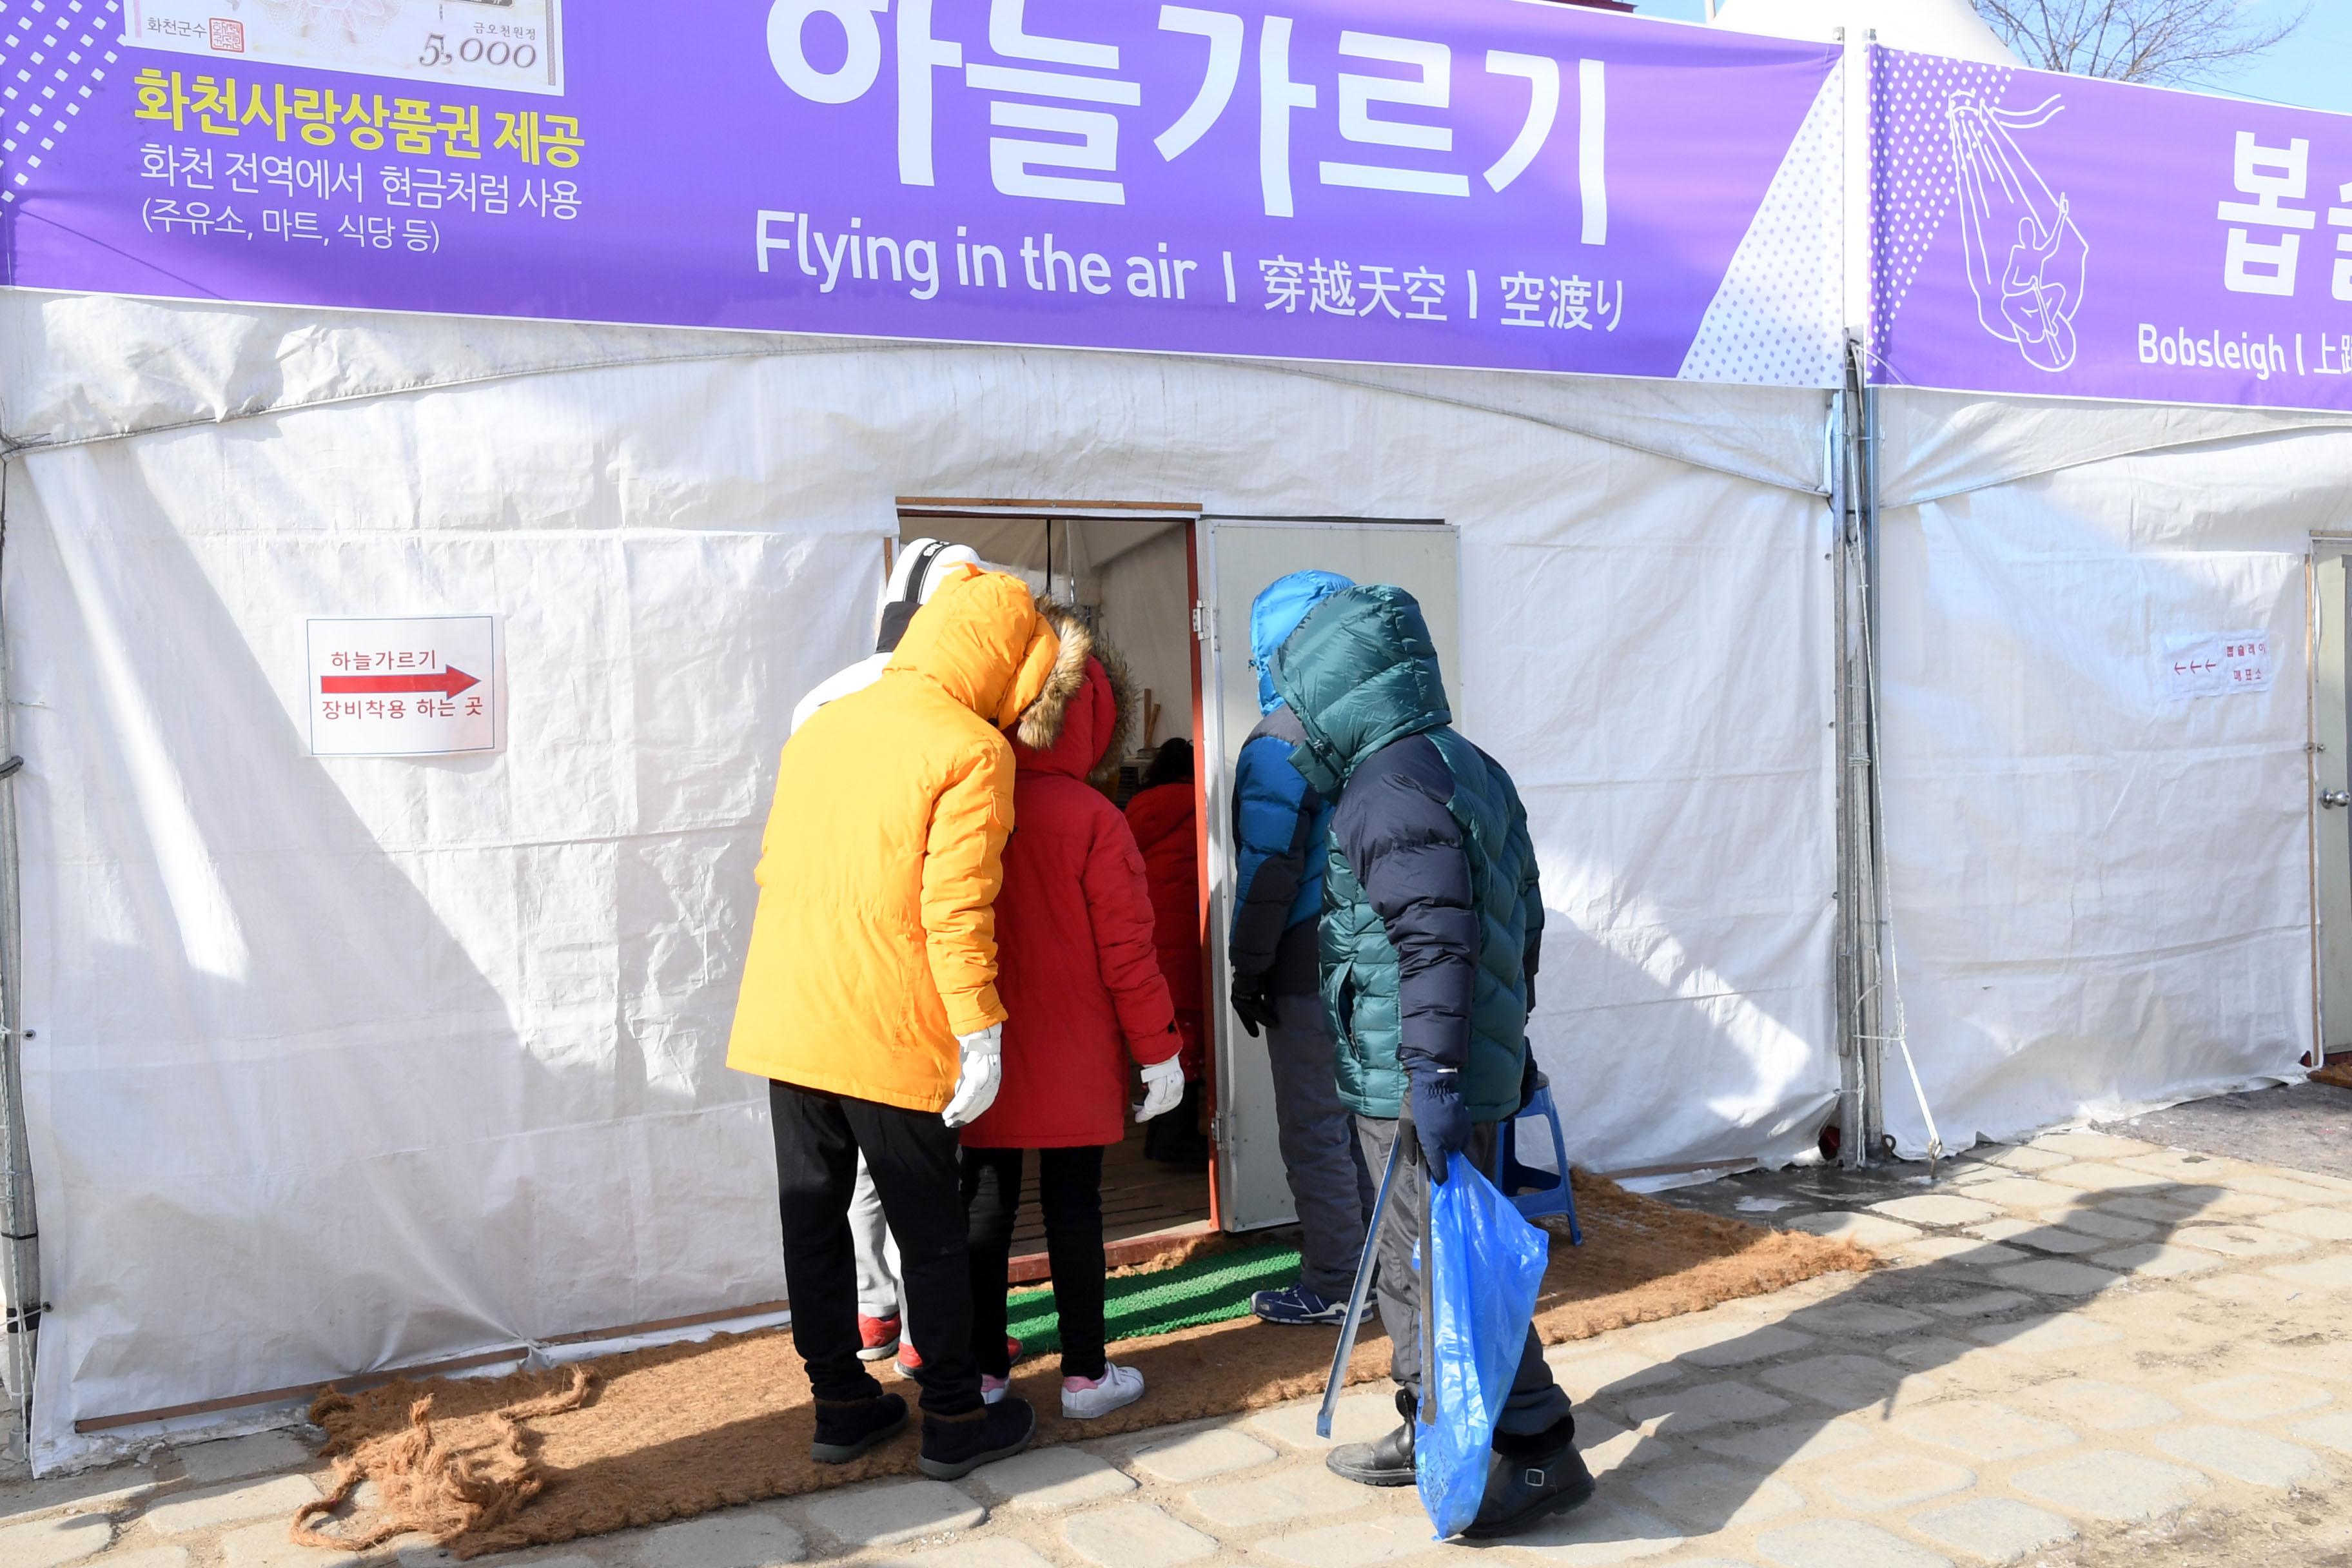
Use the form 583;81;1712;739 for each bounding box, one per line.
1266;582;1589;1540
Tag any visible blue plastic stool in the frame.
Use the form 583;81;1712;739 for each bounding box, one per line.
1490;1073;1582;1245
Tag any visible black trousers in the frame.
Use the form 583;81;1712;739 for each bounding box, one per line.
769;1080;981;1416
1354;1114;1574;1440
962;1145;1108;1382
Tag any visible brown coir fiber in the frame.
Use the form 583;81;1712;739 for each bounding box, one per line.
297;1174;1874;1558
2311;1059;2352;1091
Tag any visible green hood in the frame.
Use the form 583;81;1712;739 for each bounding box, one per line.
1266;584;1450;798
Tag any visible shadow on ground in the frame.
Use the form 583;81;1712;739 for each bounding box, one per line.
1497;1148;2249;1555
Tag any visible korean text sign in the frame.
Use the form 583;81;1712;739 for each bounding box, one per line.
307;616;499;756
1872;46;2352;412
1;1;1841;387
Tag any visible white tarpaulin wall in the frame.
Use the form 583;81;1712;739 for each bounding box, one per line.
1;293;1840;1468
1872;388;2352;1155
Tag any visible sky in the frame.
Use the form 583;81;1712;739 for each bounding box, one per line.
1623;0;2352;115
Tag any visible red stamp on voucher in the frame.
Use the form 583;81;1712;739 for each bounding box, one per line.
208;18;244;52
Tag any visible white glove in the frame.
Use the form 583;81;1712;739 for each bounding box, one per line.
1135;1056;1186;1124
942;1024;1003;1128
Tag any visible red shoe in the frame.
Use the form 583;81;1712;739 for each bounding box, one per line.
895;1337;1021;1377
857;1313;901;1363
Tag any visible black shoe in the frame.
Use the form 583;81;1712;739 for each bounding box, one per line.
810;1391;908;1464
1325;1389;1417;1487
1460;1429;1596;1540
917;1395;1036;1480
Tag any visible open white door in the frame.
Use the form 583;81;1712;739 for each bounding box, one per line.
2317;546;2352;1056
1201;519;1461;1231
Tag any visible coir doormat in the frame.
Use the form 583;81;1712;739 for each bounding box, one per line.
295;1174;1874;1559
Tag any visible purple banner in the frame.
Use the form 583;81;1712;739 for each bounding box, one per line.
1;2;1840;386
1872;46;2352;411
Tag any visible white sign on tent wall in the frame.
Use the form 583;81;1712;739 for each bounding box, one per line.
306;616;499;757
2161;631;2273;701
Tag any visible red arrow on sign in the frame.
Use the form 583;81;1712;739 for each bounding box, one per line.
320;666;481;698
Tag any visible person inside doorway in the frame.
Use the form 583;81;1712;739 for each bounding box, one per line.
1127;738;1210;1165
959;609;1186;1420
1268;582;1591;1540
1228;570;1375;1326
729;564;1063;1482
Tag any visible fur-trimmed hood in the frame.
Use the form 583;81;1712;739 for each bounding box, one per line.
1013;601;1135;789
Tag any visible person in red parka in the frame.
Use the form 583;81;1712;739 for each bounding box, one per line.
962;612;1187;1421
1126;738;1209;1166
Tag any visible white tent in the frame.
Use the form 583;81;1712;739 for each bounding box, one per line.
1;287;1847;1469
1704;5;2341;1155
1868;390;2352;1153
9;0;2338;1476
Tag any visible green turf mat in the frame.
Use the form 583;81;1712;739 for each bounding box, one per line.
1004;1240;1303;1358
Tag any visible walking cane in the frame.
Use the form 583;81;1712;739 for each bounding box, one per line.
1418;1132;1439;1427
1317;1107;1415;1439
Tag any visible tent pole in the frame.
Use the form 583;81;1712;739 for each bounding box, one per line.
1857;372;1890;1164
1834;347;1886;1168
0;457;38;1454
1830;385;1858;1164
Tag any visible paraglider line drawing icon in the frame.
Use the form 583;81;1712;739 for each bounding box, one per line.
1950;91;2087;373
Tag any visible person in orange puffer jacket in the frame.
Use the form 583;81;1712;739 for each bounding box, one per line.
1125;739;1210;1165
960;610;1186;1420
728;565;1073;1483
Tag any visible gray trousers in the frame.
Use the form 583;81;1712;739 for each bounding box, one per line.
1269;993;1376;1299
1353;1114;1574;1440
852;1155;904;1322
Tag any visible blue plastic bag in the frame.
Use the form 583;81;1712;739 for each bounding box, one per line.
1414;1152;1551;1538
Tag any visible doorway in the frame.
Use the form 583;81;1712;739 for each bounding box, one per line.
2315;542;2352;1065
897;501;1215;1268
893;504;1465;1254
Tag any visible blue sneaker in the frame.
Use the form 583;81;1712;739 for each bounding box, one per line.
1251;1284;1347;1326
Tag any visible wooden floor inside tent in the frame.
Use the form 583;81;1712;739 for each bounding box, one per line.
1006;1116;1211;1278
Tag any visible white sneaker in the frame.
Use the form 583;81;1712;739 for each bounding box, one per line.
1061;1363;1144;1420
981;1374;1008;1405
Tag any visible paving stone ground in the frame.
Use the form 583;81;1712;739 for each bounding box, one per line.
7;1125;2352;1568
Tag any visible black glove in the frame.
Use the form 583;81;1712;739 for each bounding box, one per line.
1231;977;1280;1039
1408;1069;1470;1183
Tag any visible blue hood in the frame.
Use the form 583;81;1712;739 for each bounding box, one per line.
1250;570;1354;712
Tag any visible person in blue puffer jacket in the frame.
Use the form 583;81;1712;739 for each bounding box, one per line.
1228;571;1377;1326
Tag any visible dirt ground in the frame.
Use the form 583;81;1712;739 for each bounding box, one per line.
7;1084;2352;1567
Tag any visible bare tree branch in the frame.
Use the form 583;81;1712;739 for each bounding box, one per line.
1972;0;2308;86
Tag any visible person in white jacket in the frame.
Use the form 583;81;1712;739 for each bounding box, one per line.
792;540;986;732
791;538;1024;1375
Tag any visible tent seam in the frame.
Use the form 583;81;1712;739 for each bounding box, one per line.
3;342;1832;495
0;343;804;460
1885;419;2352;509
1249;363;1833;496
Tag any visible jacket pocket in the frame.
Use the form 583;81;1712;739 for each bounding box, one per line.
1326;962;1357;1048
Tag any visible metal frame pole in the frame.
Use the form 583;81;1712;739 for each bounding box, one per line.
1834;349;1888;1168
0;457;39;1454
1857;374;1890;1164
